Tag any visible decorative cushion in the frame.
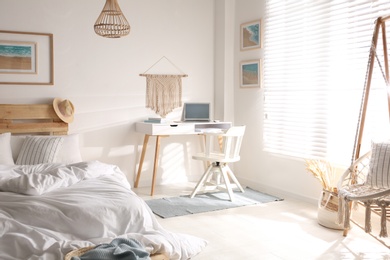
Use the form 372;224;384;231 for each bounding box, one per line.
16;136;64;165
11;134;82;164
366;140;390;188
0;132;15;165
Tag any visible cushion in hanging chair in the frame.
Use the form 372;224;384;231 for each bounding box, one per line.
366;140;390;188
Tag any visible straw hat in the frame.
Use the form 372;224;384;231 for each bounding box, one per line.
53;98;75;123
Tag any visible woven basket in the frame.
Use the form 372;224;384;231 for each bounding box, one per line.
317;189;343;230
319;190;338;212
64;246;95;260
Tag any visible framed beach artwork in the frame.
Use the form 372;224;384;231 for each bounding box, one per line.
240;60;261;88
240;19;262;51
0;31;53;85
0;41;36;74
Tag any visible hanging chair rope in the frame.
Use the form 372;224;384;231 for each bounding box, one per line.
350;35;376;165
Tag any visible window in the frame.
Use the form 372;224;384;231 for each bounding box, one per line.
264;0;390;165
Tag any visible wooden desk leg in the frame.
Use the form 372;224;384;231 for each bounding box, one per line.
135;134;150;188
151;135;162;196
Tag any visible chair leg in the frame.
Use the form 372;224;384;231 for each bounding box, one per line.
190;164;214;198
225;165;244;193
220;165;234;201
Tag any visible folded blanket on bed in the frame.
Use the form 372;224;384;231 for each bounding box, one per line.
71;238;150;260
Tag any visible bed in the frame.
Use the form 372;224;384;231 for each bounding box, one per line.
0;102;207;260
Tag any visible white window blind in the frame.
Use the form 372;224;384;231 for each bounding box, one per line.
264;0;390;165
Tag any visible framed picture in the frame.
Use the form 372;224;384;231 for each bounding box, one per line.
240;19;262;51
0;30;53;85
240;60;261;88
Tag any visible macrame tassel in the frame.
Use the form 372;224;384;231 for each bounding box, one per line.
338;195;344;224
378;201;388;238
364;200;372;233
344;197;351;230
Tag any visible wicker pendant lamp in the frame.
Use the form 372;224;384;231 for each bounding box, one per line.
94;0;130;38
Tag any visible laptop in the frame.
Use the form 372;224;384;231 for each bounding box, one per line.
181;103;210;122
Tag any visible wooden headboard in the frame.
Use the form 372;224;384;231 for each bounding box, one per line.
0;104;68;135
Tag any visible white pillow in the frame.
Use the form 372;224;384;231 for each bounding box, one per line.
57;134;83;164
10;135;26;162
0;132;14;165
366;140;390;188
16;136;64;165
11;134;83;164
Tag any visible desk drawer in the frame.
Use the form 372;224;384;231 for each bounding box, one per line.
136;122;195;135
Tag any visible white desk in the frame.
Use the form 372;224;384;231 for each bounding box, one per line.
134;121;232;195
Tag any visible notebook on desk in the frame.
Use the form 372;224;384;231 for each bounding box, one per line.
181;102;210;122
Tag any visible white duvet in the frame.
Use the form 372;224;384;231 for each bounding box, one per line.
0;161;207;260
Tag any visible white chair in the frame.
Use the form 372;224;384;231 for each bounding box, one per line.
190;125;246;201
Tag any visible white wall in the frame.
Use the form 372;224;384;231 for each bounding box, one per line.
233;0;322;203
0;0;215;186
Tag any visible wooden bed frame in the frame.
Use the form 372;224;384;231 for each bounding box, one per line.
0;103;170;259
0;104;68;135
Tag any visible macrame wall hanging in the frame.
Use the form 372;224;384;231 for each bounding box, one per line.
140;56;188;118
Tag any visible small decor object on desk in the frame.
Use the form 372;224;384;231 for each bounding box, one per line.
305;159;343;230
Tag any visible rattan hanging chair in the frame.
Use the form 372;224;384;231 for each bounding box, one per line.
337;15;390;238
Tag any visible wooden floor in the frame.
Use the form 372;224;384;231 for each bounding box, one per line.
134;183;390;260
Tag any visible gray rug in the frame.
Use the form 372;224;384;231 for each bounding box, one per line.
145;187;283;218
